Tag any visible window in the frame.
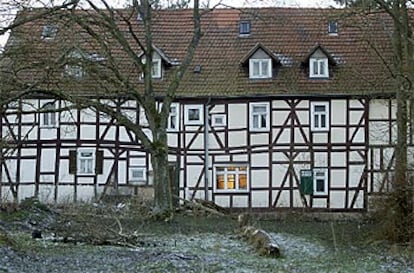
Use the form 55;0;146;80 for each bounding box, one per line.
168;103;179;131
64;64;84;79
311;102;329;131
41;24;57;40
69;150;103;175
211;114;226;127
313;168;328;195
184;104;203;125
77;149;95;175
328;20;338;35
250;102;270;131
151;58;162;78
129;167;146;184
40;102;58;128
309;58;329;78
249;59;272;79
64;50;85;80
141;54;162;79
214;165;248;192
239;20;251;35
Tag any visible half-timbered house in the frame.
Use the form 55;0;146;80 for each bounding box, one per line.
1;7;412;211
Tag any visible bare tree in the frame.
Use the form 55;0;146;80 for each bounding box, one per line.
13;0;202;216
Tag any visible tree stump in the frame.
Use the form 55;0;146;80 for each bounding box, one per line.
237;214;281;258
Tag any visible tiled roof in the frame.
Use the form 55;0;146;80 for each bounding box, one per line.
2;7;400;98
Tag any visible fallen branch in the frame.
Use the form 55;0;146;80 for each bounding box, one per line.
178;197;227;216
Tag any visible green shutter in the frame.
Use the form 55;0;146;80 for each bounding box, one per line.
69;150;77;174
300;170;313;195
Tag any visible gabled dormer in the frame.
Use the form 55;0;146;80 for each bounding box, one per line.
240;43;280;80
303;44;337;79
139;44;179;79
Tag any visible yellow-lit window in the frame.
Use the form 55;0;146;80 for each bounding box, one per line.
214;165;248;192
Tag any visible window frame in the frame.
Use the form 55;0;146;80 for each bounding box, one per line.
249;102;270;131
40;102;58;128
239;20;251;36
166;103;180;131
184;104;204;125
41;24;58;40
309;58;329;78
141;54;162;79
213;164;249;193
313;168;328;195
211;114;226;127
310;101;330;132
77;149;95;175
151;58;162;79
129;166;147;184
249;58;272;79
328;20;338;35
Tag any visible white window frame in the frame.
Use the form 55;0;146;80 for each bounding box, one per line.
64;64;84;79
328;20;338;35
211;114;226;127
141;54;162;79
249;59;272;79
309;58;329;78
77;149;95;175
313;168;328;195
167;103;180;131
129;166;147;184
213;165;249;193
40;102;58;128
184;104;204;125
41;24;57;40
310;102;330;132
151;58;162;78
249;102;270;131
239;20;251;36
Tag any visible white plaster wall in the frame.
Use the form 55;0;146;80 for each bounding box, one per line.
330;169;346;187
331;100;346;125
186;165;203;188
312;198;327;208
312;133;329;143
250;153;268;167
214;195;230;207
232;195;249;207
330;191;344;208
331;152;346;167
250;169;268;188
314;152;328;167
80;125;96;139
228;131;247;148
251;190;268;207
272;164;288;187
184;132;204;150
228;104;247;129
331;128;346;143
272;190;289;207
250;134;269;146
41;149;56;172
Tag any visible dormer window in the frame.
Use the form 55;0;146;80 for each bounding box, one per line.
239;20;251;36
142;53;162;79
328;20;338;35
310;58;329;78
41;24;57;40
64;49;85;80
249;59;272;79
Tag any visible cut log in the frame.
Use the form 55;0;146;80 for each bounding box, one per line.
237;214;281;258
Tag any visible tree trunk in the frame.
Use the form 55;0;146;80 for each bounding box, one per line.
151;135;173;217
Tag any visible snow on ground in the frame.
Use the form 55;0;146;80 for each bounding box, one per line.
0;231;413;273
